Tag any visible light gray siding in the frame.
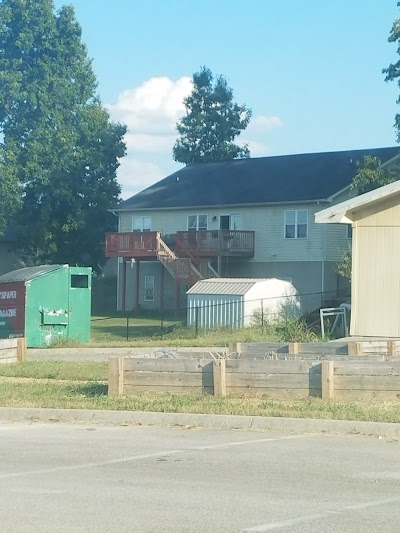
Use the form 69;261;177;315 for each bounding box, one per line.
118;261;187;311
119;203;331;264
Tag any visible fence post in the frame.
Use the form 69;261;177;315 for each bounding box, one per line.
348;342;363;356
126;315;129;341
321;361;334;400
213;359;226;397
288;342;299;356
261;299;264;333
387;340;397;357
17;338;27;362
108;356;124;396
228;341;242;357
195;306;199;338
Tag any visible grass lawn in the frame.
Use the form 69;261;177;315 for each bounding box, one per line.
0;361;107;382
87;314;278;348
1;361;400;423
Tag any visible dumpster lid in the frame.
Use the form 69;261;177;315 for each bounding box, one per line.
0;265;66;284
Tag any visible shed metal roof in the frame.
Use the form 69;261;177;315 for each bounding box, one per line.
315;180;400;224
187;278;271;296
0;265;66;284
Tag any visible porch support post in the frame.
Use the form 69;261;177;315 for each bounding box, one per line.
121;259;127;312
160;263;165;314
217;255;222;276
176;281;180;313
135;259;141;312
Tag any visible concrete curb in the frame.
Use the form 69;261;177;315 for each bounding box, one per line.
0;407;399;437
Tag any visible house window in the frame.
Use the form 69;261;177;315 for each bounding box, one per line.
284;210;308;239
347;224;352;239
132;216;151;232
144;276;154;301
187;214;208;231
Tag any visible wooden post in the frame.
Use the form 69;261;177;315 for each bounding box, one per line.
121;260;127;312
213;359;226;397
176;281;180;313
387;340;397;357
108;356;124;396
288;342;299;356
17;338;27;362
321;361;335;400
348;342;363;356
160;263;165;315
135;259;140;312
228;341;242;357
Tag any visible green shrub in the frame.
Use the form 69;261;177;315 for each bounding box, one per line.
276;315;317;342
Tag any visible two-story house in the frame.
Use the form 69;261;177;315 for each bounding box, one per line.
106;147;399;313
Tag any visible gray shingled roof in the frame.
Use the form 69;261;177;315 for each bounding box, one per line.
0;265;66;284
117;147;399;210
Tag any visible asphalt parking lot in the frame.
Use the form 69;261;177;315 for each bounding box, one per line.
0;423;399;532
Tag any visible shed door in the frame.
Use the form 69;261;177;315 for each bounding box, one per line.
68;271;91;342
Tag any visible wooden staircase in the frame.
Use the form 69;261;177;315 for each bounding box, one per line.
157;235;204;287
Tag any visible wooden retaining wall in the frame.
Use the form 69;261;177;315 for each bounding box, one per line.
331;361;400;401
224;360;321;399
109;357;213;396
0;338;27;364
233;341;400;360
109;356;400;401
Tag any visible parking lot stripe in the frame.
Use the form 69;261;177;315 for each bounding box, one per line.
0;433;302;480
243;494;400;531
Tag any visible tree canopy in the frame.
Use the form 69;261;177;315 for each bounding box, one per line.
173;66;252;164
351;155;398;194
383;1;400;142
0;0;126;270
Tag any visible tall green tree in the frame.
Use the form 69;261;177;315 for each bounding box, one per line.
173;66;252;164
384;1;400;141
351;155;398;194
0;0;126;270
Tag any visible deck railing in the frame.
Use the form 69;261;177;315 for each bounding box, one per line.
176;230;255;257
105;231;159;257
105;230;255;258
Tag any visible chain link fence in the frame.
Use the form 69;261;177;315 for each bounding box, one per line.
91;288;350;341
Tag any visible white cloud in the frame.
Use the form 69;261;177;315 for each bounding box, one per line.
124;132;176;154
117;159;167;200
246;140;272;157
248;115;283;132
107;76;192;198
107;76;192;134
108;77;284;198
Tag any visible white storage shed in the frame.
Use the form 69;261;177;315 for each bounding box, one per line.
187;278;300;330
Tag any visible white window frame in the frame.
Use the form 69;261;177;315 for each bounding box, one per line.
346;224;352;239
187;214;208;231
284;210;308;239
144;276;155;301
132;216;152;232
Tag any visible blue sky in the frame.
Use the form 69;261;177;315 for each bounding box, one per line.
55;0;400;198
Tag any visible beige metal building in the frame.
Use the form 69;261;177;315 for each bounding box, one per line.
315;181;400;337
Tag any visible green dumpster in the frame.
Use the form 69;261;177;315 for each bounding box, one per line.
0;264;91;347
